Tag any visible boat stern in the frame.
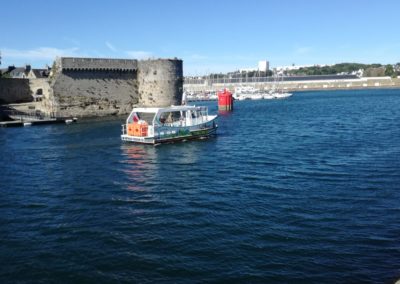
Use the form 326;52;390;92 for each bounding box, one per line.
121;134;155;144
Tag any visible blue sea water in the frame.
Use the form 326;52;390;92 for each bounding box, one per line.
1;89;400;283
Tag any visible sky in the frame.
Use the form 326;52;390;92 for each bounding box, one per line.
1;0;400;75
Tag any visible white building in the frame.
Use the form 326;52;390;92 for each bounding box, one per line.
239;60;270;73
258;60;269;72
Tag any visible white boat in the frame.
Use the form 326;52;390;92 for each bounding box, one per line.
209;93;218;100
268;75;293;99
263;93;275;100
273;92;293;99
235;95;248;100
249;94;264;100
121;105;218;144
235;86;264;100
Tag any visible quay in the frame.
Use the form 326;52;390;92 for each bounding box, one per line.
184;75;400;93
0;103;78;127
0;117;77;127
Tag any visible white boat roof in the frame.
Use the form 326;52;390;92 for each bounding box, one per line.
132;105;206;113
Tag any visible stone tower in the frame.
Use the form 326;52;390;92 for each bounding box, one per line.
137;59;183;107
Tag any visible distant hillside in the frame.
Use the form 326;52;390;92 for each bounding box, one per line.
287;63;399;77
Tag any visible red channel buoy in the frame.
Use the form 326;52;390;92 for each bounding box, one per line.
217;89;233;111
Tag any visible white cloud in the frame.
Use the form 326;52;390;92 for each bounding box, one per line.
105;41;117;52
1;47;81;61
295;46;312;54
126;50;153;59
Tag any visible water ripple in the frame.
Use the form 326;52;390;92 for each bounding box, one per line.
1;89;400;282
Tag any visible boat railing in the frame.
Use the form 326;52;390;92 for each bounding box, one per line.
148;125;154;137
121;124;127;135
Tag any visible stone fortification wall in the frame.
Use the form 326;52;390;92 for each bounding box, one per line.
138;59;183;107
48;69;139;117
2;57;183;117
0;78;32;104
30;78;50;97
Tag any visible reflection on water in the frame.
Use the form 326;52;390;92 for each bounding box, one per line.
120;144;157;191
119;141;209;192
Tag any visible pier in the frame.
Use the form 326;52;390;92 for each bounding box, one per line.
0;106;77;127
0;118;77;127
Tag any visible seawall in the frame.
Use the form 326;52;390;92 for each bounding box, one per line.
184;77;400;93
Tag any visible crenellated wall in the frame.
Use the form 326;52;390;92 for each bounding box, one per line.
59;57;138;71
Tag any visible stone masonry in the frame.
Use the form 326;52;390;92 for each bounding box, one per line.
138;59;183;107
0;78;32;104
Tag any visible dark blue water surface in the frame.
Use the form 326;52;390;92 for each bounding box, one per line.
1;89;400;283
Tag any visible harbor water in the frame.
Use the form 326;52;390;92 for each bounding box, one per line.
1;89;400;282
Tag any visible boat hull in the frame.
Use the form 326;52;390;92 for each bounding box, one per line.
121;124;217;145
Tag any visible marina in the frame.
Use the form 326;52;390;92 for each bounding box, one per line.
233;86;293;100
184;86;294;102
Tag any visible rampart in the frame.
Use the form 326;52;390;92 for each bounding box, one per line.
40;57;183;117
59;57;138;71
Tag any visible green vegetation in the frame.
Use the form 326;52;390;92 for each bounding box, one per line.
287;63;400;78
288;63;380;76
49;61;57;79
363;67;386;77
384;64;395;77
0;72;11;78
194;63;399;80
204;70;273;80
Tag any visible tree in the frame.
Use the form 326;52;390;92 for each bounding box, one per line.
364;67;385;77
0;72;11;78
384;64;395;77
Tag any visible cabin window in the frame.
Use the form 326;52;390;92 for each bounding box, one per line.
158;111;182;125
128;112;155;125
